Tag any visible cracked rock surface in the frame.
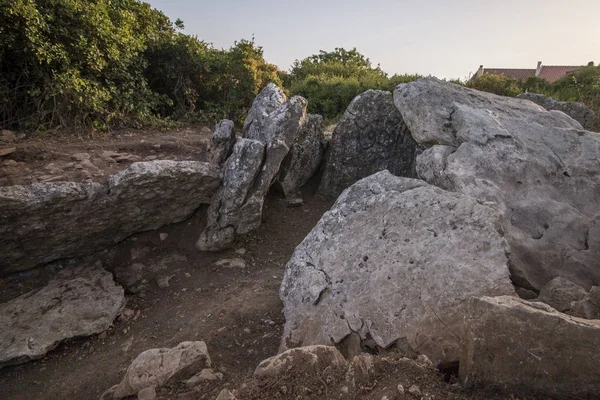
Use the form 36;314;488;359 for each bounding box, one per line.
394;78;600;291
280;170;514;365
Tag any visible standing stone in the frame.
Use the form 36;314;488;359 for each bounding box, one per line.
0;265;125;369
394;78;600;291
277;114;325;206
518;92;595;130
319;90;418;198
197;139;265;251
243;83;287;138
460;296;600;398
197;85;308;251
208;120;236;165
280;171;514;365
237;96;308;233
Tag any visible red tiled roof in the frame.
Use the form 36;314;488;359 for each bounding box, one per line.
537;66;582;83
482;68;536;80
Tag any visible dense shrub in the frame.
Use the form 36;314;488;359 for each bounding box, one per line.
466;74;522;97
0;1;281;131
285;47;422;121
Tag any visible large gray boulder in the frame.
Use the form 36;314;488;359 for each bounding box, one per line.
207;119;236;165
197;85;307;251
0;161;221;273
518;92;595;130
277;114;325;205
394;78;600;291
280;171;514;365
0;265;124;369
460;296;600;398
319;90;418;198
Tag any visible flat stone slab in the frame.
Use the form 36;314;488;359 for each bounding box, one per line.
0;265;125;369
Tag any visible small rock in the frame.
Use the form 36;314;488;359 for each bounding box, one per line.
72;153;91;162
381;396;389;400
159;233;168;241
397;384;405;394
186;368;222;388
408;385;421;396
340;386;349;394
3;159;17;166
415;354;434;368
156;276;172;288
110;341;211;399
115;154;142;163
235;248;247;255
119;308;136;323
98;331;107;340
214;258;246;269
137;386;156;400
215;389;235;400
0;147;16;156
145;156;158;161
100;150;120;159
1;130;16;142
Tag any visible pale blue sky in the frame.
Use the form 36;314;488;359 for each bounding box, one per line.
147;0;600;80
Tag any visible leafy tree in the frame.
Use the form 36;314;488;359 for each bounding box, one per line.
285;48;421;120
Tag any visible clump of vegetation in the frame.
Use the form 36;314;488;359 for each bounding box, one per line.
466;74;522;97
284;48;422;121
0;0;280;131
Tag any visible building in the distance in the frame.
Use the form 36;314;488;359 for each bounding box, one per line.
470;61;585;83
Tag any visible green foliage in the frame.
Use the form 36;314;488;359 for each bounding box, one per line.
465;67;600;130
466;74;522;97
286;47;421;120
0;0;173;130
0;1;281;131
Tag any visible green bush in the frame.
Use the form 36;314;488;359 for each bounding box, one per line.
466;74;522;97
0;1;281;131
285;47;422;121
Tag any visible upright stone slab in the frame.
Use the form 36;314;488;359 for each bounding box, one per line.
277;114;325;206
208;119;236;165
197;139;265;251
280;171;514;365
319;90;418;198
197;84;307;250
394;78;600;291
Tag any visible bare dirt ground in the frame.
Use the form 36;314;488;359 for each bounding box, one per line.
0;125;213;186
0;127;551;400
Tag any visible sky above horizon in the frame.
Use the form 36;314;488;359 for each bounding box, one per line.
147;0;599;80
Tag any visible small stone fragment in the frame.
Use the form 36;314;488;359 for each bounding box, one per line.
0;147;16;156
137;385;156;400
397;384;405;394
214;258;246;269
159;233;168;241
408;385;421;396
